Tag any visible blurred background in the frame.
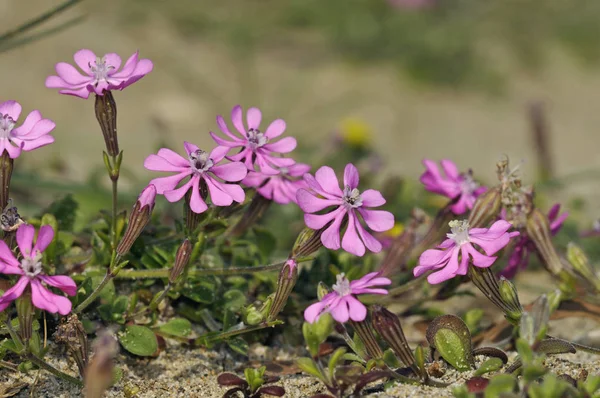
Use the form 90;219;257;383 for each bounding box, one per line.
2;0;600;223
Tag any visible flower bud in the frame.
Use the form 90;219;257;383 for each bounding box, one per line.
55;314;89;377
116;184;156;256
498;277;524;323
566;243;600;292
267;259;298;321
169;239;192;284
467;186;502;228
468;267;523;324
291;227;324;258
350;318;383;360
85;331;119;398
94;91;119;157
0;151;14;212
371;305;416;372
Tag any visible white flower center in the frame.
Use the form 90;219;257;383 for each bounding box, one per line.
447;220;471;245
20;253;43;278
342;185;363;208
332;273;352;296
0;113;15;140
88;56;114;84
188;149;213;174
246;128;268;150
460;171;479;196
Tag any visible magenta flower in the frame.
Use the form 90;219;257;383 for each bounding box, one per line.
243;163;310;204
296;163;395;257
144;142;248;214
420;159;486;215
500;204;568;279
414;220;519;284
45;49;153;99
0;101;55;158
0;225;76;315
209;105;297;175
304;272;391;323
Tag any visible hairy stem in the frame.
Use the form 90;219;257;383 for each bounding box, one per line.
73;254;121;314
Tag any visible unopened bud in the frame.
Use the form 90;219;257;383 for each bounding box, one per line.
467;186;502;228
55;314;89;377
94;91;119;157
371;305;417;373
498;277;524;323
292;227;324;258
267;259;298;321
116;184;156;256
0;151;14;212
566;243;600;292
468;267;523;324
85;331;119;398
317;281;330;300
350;319;383;360
169;239;192;284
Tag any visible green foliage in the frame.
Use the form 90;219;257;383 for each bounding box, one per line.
118;325;158;357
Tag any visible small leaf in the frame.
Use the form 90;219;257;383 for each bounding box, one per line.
484;374;516;398
223;289;246;312
536;338;576;355
118;325;158;357
382;348;401;369
328;347;347;378
257;385;286;397
155;318;192;338
227;337;249;356
474;357;504;376
217;373;246;387
426;315;474;371
463;309;484;334
244;366;265;392
296;357;324;380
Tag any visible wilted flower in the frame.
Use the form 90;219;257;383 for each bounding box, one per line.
500;204;568;279
414;220;519;284
0;100;55;158
210;105;297;175
0;225;76;315
296;163;394;256
304;272;391;324
243;163;310;204
420;159;486;215
45;49;153;99
145;142;247;213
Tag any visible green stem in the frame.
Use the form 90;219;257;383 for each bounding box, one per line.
194;320;282;345
111;154;119;250
27;353;83;387
73;254;121;314
115;261;287;279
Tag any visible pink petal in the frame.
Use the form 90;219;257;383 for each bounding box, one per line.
45;75;69;88
144;154;189;172
210;132;240;148
0;101;22;120
304;210;340;230
55;62;90;84
264;119;286;139
288;163;311;177
164;178;195;203
0;276;29;308
231;105;246;135
149;171;191;194
58;87;91;99
73;49;97;73
330;297;350;323
33;225;54;253
360;189;385;207
246;107;262;130
303;295;334;324
103;53;122;74
3;141;22;159
263;137;297;153
0;240;20;268
346;296;367;322
355;220;383;253
211;162;248;182
255;155;281;175
440;159;460;179
39;275;77;296
358;209;394;232
343;164;360;189
427;248;460;284
320;210;347;250
10;110;39;137
183;141;199;157
204;177;234;206
30;279;72;315
209;146;230;163
157;148;190;167
189;177;208;214
342;212;365;256
15;118;55;140
242;171;266;188
417;248;452;270
265;155;296;168
315;166;343;197
16;224;35;257
464;244;497;268
217;115;243;140
296;189;340;213
110;51;138;78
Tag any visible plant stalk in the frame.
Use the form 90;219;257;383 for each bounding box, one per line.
27;353;83;387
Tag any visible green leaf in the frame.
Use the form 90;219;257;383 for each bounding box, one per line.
484;374;516;398
296;357;324;380
155;318;192;338
302;322;319;358
383;348;401;369
426;315;474;372
463;309;484;334
253;227;276;258
118;325;158;357
244;366;265;393
181;278;218;304
223;289;246;312
328;347;347;378
227;337;249;356
474;357;504;376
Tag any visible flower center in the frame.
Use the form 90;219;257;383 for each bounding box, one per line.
246;128;268;150
88;56;114;83
332;273;352;296
460;171;479;196
0;113;15;140
447;220;471;245
20;253;43;278
188;149;213;173
342;185;363;208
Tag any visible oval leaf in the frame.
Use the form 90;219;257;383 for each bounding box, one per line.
474;357;504;376
156;318;192;338
426;314;474;371
118;325;158;357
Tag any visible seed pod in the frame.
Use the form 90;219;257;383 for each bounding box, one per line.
116;185;156;257
94;91;119;157
169;239;192;284
371;305;417;374
267;259;298;321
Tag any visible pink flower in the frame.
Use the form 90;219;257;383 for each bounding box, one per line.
0;225;76;315
210;105;297;175
137;184;157;209
296;163;395;257
243;163;310;204
420;159;486;215
500;204;567;279
45;49;153;99
0;101;55;158
414;220;519;284
144;142;248;214
304;272;391;323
